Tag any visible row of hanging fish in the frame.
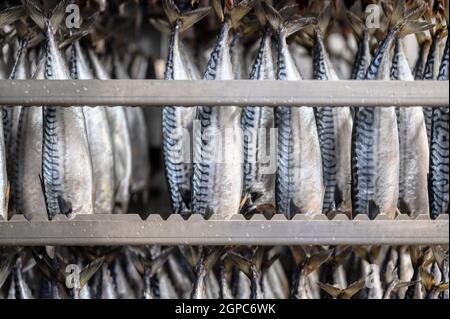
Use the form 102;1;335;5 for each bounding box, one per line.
160;0;449;220
0;245;448;299
0;0;448;221
0;0;150;220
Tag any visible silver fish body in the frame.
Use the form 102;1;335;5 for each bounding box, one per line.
163;23;196;214
352;30;400;219
192;20;243;218
275;30;324;217
41;20;94;219
313;29;352;214
87;48;132;213
391;40;429;216
242;27;276;211
70;42;115;215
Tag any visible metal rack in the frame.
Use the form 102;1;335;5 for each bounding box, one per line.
0;80;448;246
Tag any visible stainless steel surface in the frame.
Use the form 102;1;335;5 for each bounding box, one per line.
0;80;448;107
0;214;447;246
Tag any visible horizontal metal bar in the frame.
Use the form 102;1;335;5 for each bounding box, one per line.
0;80;448;107
0;214;447;246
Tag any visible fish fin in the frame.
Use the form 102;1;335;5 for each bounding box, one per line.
228;252;252;279
227;0;256;29
305;249;333;275
162;0;181;25
343;278;367;298
49;0;71;32
291;246;307;266
254;0;267;26
420;267;436;290
370;245;382;261
205;247;227;271
346;10;364;41
353;246;369;260
163;0;210;32
394;280;420;290
59;13;99;49
211;0;225;23
178;7;211;32
262;1;317;37
398;21;434;38
0;254;16;289
57;196;72;216
317;282;342;298
436;282;449;292
79;257;104;289
368;200;379;220
253;247;265;270
334;246;352;266
334;186;343;211
21;0;70;33
0;6;26;28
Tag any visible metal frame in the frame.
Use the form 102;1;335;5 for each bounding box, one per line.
0;214;448;246
0;80;448;107
0;80;448;246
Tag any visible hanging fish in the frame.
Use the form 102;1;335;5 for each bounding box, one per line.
161;0;210;215
313;6;353;215
391;39;429;217
241;14;276;216
262;2;323;218
112;52;150;200
70;40;115;215
87;48;132;214
429;5;449;219
422;24;447;146
21;0;95;220
192;0;254;219
351;0;431;219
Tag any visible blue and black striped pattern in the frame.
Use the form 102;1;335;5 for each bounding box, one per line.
313;30;338;212
275;36;294;217
351;30;396;217
162;25;190;215
192;21;230;216
429;37;449;218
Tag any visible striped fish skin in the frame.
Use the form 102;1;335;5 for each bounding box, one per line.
351;30;371;81
87;48;132;214
3;38;30;217
163;22;195;215
70;42;115;215
40;19;94;219
275;29;324;218
423;31;445;146
313;28;352;214
429;36;449;219
242;27;276;210
192;20;243;219
391;40;429;217
352;29;400;219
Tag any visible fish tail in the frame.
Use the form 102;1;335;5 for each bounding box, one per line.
21;0;69;33
212;0;255;29
262;2;317;38
384;0;433;38
162;0;211;32
0;6;26;28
